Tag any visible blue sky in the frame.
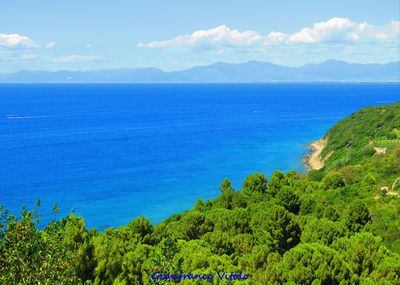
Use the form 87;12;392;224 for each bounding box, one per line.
0;0;399;72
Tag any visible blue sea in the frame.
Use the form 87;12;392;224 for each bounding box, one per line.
0;84;399;230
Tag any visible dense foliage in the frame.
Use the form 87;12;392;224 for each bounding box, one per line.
1;103;399;284
321;102;400;171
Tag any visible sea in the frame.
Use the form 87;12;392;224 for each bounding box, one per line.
0;83;399;230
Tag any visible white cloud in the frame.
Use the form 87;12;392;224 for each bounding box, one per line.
138;25;263;48
266;32;288;43
287;17;354;43
283;18;400;44
52;55;103;63
139;18;400;49
45;41;56;49
0;33;34;48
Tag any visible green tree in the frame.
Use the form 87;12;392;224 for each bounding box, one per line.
264;243;358;284
250;205;300;253
219;178;234;195
268;170;287;195
0;208;77;284
193;198;204;211
345;201;371;232
116;244;153;284
301;218;347;245
275;187;300;214
202;230;234;255
216;178;234;209
321;173;346;190
243;173;268;195
334;233;400;283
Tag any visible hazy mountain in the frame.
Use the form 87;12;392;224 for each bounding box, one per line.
0;60;398;83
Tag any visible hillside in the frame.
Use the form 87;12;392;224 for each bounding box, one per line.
0;60;399;83
309;102;400;184
1;102;400;284
323;102;400;167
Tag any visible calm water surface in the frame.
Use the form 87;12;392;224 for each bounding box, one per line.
0;84;399;229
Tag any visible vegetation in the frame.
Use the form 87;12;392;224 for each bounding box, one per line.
321;102;400;170
1;102;400;284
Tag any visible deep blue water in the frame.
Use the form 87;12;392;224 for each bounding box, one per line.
0;84;399;230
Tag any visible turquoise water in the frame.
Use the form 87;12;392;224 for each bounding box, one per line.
0;84;399;230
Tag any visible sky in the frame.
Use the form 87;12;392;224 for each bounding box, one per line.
0;0;399;72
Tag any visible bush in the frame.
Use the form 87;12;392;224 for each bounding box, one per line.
308;169;324;181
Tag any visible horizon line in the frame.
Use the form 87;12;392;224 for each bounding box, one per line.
1;59;399;75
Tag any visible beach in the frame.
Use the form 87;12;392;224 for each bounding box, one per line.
305;137;327;170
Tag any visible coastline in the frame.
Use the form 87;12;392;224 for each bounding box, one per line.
305;137;327;170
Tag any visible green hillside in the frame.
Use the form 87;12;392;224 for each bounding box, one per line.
1;103;400;284
321;102;400;171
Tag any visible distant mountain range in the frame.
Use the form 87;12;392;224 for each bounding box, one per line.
0;60;399;83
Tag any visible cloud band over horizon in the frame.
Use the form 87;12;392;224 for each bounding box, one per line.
138;18;400;49
1;17;399;72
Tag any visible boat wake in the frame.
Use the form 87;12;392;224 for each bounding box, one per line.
5;110;131;120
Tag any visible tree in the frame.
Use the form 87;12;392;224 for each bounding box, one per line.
193;198;204;211
127;216;153;240
301;218;347;245
202;230;234;255
299;197;316;215
216;178;234;209
321;173;345;190
323;205;339;221
55;215;97;282
345;201;371;232
219;178;234;195
172;240;213;272
233;233;253;254
275;187;300;214
268;170;287;195
116;244;153;284
250;205;300;253
0;208;77;284
243;173;268;195
231;191;248;208
264;243;358;284
171;211;211;240
334;233;400;283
